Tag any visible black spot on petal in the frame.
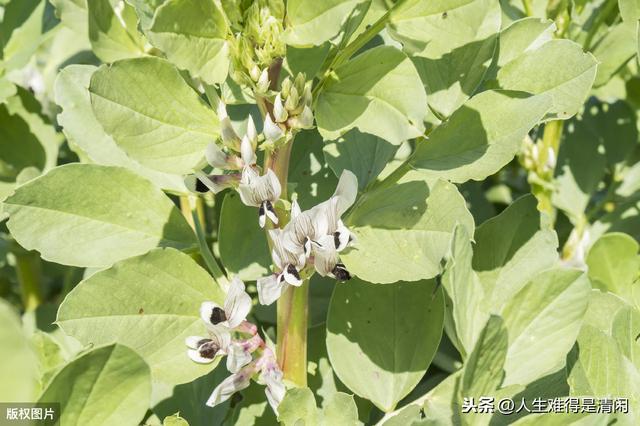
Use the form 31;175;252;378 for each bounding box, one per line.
210;307;227;325
265;200;276;214
286;264;301;280
259;203;266;216
199;340;220;359
333;232;341;249
195;178;208;193
332;263;351;281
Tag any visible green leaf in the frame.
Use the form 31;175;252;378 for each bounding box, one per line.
0;0;54;71
0;78;17;103
31;330;66;388
493;17;555;70
0;103;46;182
89;57;220;174
147;0;230;85
342;178;474;284
619;0;640;23
39;344;151;426
567;325;640;405
4;164;196;268
326;277;444;412
586;232;640;304
57;248;225;385
88;0;146;62
55;65;188;194
288;129;338;210
51;0;88;36
316;46;427;145
592;22;637;87
442;224;488;359
127;0;168;29
282;0;366;47
501;268;591;386
322;129;399;191
492;39;597;120
163;414;189;426
461;315;508;397
611;306;640;371
218;192;271;281
321;392;360;425
409;91;552;183
552;99;638;220
473;195;559;309
278;388;318;425
0;300;38;402
388;0;501;117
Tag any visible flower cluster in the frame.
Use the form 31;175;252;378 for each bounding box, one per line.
521;136;557;174
263;73;314;148
186;277;285;414
257;170;358;305
186;103;281;229
229;0;285;93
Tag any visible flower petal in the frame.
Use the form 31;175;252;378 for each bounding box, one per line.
264;115;284;142
205;366;254;407
313;234;339;277
240;135;256;167
226;342;253;373
188;348;216;364
334;170;358;216
261;368;285;415
257;274;287;306
200;301;226;327
224;277;252;329
185;335;206;350
192;171;240;194
205;143;229;168
283;264;303;286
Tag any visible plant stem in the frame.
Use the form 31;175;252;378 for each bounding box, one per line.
277;279;309;387
522;0;534;16
15;251;42;312
264;140;308;386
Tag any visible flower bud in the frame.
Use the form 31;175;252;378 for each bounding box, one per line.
249;64;261;82
280;77;292;99
273;93;288;123
246;116;258;150
285;86;299;111
264;115;284;142
256;68;270;93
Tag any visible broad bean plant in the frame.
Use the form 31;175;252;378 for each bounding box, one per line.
1;0;640;425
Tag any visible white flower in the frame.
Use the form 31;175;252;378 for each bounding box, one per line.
257;229;307;305
186;171;241;194
200;277;252;330
206;362;256;407
238;168;282;228
256;68;270;93
185;329;231;364
218;102;241;151
259;362;285;415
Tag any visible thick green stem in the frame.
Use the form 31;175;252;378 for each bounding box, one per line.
277;280;309;387
522;0;534;16
264;141;308;386
532;120;564;216
15;252;42;312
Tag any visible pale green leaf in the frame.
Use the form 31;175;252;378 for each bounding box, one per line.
592;22;637;87
461;315;508;397
4;164;196;268
282;0;366;47
442;224;488;359
278;388;318;425
619;0;640;23
51;0;88;35
501;269;591;386
342;178;474;284
326;277;444;412
316;46;427;145
218;192;271;281
0;300;38;402
39;344;151;426
147;0;230;85
492;39;597;120
611;306;640;371
55;65;188;193
88;0;146;62
388;0;501;117
89;57;220;174
126;0;168;29
57;248;225;385
0;0;53;71
0;78;17;103
586;232;640;304
323;129;399;191
163;414;189;426
409;91;552;183
473;195;559;309
494;17;555;69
